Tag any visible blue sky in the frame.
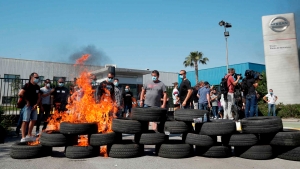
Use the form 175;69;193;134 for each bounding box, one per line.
0;0;299;73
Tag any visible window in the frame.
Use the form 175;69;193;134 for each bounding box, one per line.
4;74;20;82
53;76;66;82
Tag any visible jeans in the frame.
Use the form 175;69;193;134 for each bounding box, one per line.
268;104;276;116
124;105;132;116
199;103;208;110
212;106;218;118
255;104;259;117
16;109;28;134
245;94;257;118
224;93;235;119
36;104;51;132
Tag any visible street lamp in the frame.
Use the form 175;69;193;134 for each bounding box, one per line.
219;20;232;73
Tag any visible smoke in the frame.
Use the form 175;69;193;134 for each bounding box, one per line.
69;45;110;65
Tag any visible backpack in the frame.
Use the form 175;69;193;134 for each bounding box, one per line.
220;76;229;101
241;78;249;95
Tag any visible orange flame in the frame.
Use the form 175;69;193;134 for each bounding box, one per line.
27;135;40;146
100;146;108;157
77;135;89;146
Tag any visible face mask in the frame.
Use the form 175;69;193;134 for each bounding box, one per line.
107;78;113;82
125;89;129;92
270;92;273;95
152;76;157;81
58;83;64;87
179;75;183;79
46;83;50;87
114;82;118;86
33;78;39;84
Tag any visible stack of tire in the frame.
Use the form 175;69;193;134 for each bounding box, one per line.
156;109;210;159
108;107;168;158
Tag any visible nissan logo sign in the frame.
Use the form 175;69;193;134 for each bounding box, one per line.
269;16;290;32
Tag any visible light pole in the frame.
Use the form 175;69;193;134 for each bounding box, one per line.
219;20;232;73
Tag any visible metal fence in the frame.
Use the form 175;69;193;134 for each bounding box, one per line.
0;78;73;115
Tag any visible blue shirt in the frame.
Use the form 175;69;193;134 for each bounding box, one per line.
198;87;210;104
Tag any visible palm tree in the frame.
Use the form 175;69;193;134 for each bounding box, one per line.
183;51;209;84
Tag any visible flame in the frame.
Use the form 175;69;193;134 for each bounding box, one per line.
77;135;89;146
100;146;108;157
27;134;41;146
45;54;118;151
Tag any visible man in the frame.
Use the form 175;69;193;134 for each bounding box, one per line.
172;82;180;110
90;74;99;102
191;85;199;109
36;79;52;135
244;73;259;118
263;89;278;116
178;70;193;109
140;70;167;108
197;81;211;110
122;85;133;117
224;68;241;119
97;72;115;102
52;78;70;112
114;78;122;116
210;88;219;119
19;72;41;142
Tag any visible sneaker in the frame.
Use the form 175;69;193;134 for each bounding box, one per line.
35;131;40;137
25;135;36;142
20;138;26;142
214;117;217;119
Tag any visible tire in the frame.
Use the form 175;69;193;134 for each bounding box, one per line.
134;130;167;145
222;134;258;146
90;132;117;146
185;133;216;147
41;146;53;157
200;120;236;136
163;121;192;134
65;146;95;159
60;122;98;135
40;131;74;147
274;146;300;161
174;109;208;122
10;142;42;159
235;145;273;160
157;140;193;158
270;131;300;146
241;116;283;134
108;140;142;158
196;146;231;158
112;118;142;134
132;107;167;122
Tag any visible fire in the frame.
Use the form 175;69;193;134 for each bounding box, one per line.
77;135;89;146
100;146;108;157
27;135;40;146
45;54;118;153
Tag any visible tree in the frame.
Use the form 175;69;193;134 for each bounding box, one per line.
183;51;209;84
256;71;268;102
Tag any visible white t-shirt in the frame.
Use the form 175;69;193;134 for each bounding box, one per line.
265;93;277;104
172;88;179;104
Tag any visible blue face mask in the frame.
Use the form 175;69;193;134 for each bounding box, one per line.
114;82;118;86
270;92;273;95
58;82;64;87
179;75;183;79
125;89;129;92
152;76;157;81
33;78;39;84
107;78;113;83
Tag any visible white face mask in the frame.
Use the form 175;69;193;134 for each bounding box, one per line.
46;83;50;87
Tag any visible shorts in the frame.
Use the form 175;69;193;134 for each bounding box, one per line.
22;105;37;122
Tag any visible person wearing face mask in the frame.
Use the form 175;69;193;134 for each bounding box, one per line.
113;78;122;116
18;72;41;142
178;70;193;109
122;85;133;117
97;72;115;102
35;79;52;135
263;89;278;116
51;78;70;112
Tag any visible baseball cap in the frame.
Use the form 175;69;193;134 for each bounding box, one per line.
204;81;210;85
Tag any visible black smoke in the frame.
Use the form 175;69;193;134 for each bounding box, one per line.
69;45;110;65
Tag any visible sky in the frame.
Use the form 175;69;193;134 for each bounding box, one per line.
0;0;299;73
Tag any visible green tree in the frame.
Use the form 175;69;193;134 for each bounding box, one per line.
183;51;209;84
256;71;268;100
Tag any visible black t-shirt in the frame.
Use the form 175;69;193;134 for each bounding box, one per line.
97;80;115;100
22;82;40;106
178;79;192;104
246;78;256;95
122;91;133;106
53;86;70;104
192;88;198;102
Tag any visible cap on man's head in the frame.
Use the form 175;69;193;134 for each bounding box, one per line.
204;81;210;85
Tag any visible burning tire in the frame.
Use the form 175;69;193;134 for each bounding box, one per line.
90;132;117;146
199;120;236;136
131;107;167;122
10;142;42;159
235;145;273;160
196;146;231;158
157;140;193;158
134;130;167;145
107;140;142;158
40;131;77;147
174;109;208;122
185;133;216;147
112;118;142;134
60;122;98;135
65;146;95;159
222;134;258;146
241;116;283;134
270;131;300;146
163;121;192;134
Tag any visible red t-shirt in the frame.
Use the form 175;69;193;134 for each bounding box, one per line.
226;74;235;93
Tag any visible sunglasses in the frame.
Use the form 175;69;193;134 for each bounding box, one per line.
108;77;114;79
34;77;39;79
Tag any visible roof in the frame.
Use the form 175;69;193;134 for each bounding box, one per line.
91;67;151;76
